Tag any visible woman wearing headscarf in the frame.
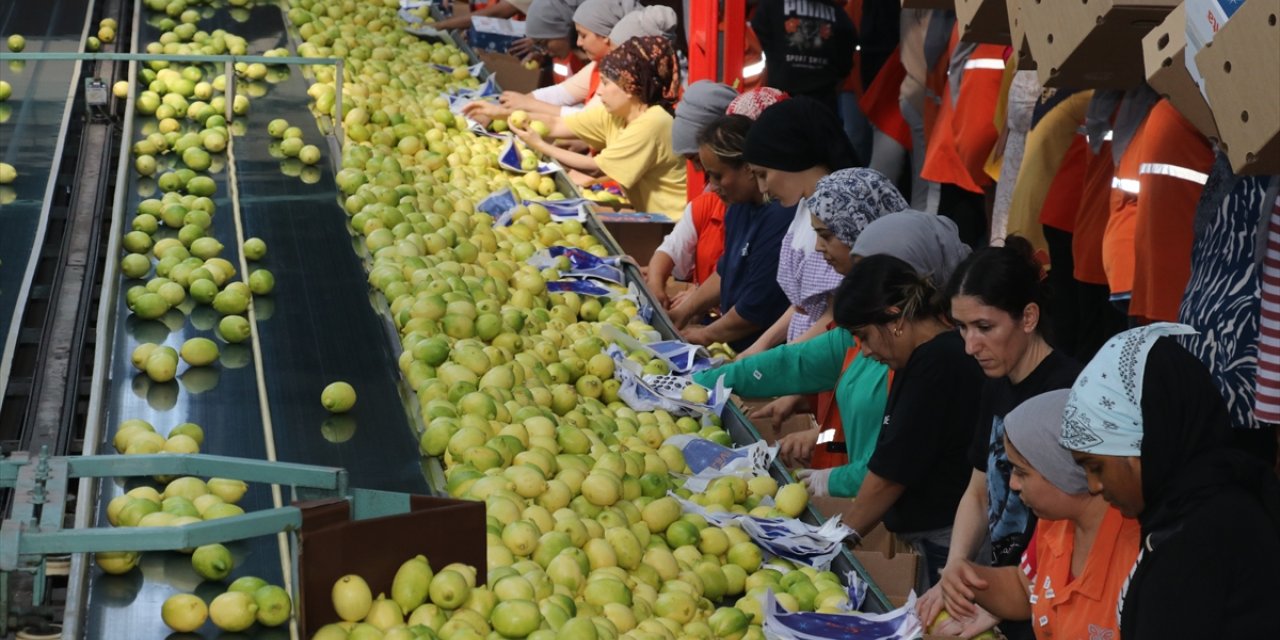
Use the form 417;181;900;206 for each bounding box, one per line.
924;390;1141;639
737;97;862;357
647;85;788;308
1060;324;1280;637
511;36;687;217
465;1;677;121
695;169;925;500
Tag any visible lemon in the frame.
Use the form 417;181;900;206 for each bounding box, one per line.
253;584;293;627
209;591;258;632
392;554;434;614
490;600;542;638
332;574;373;621
775;482;809;518
321;381;357;413
191;543;233;581
161;593;208;632
95;550;140;575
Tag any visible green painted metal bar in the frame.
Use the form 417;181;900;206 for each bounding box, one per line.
0;51;340;65
14;508;302;556
350;488;411;521
64;454;348;491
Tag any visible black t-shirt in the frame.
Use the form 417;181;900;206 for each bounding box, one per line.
967;350;1082;566
868;330;985;534
751;0;856;113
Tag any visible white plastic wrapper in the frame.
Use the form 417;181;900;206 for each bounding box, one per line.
528;247;625;284
497;137;562;175
664;434;777;492
760;589;922;639
398;1;444;37
670;493;853;570
599;325;721;374
609;348;730;418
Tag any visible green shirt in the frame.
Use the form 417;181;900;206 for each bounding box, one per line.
694;328;889;497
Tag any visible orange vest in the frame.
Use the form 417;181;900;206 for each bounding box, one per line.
690;193;727;285
1026;508;1140;639
1130;100;1214;322
1040;134;1088;233
585;64;601;103
1102;114;1150;297
1072;140;1116;286
920;34;1002;193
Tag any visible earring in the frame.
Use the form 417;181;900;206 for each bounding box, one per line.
893;327;902;337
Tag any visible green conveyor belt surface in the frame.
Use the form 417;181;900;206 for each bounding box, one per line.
0;0;87;409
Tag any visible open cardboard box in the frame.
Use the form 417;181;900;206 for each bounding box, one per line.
1021;0;1178;88
598;215;675;267
853;549;920;609
1196;0;1280;175
1143;3;1220;142
1007;0;1035;69
957;0;1011;44
475;50;543;93
293;493;486;639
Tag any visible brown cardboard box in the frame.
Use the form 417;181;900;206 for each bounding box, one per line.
1143;3;1220;142
1196;0;1280;175
853;549;920;608
599;218;675;266
295;495;486;639
957;0;1011;44
1021;0;1178;89
476;50;543;93
1007;0;1035;69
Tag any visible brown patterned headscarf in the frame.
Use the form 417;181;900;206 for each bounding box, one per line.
599;35;681;112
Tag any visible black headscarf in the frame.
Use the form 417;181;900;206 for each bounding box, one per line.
1137;338;1280;546
742;96;861;172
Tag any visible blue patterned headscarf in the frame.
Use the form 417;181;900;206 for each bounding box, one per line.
1060;323;1199;456
808;168;908;248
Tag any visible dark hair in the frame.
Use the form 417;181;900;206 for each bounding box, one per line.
696;114;753;167
833;254;943;330
944;235;1048;325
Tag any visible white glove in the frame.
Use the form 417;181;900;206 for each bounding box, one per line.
795;468;833;498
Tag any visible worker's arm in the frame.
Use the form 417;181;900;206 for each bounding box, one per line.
513;124;601;174
432;0;520;31
959;563;1032;622
842;471;906;536
667;273;721;329
681;308;758;346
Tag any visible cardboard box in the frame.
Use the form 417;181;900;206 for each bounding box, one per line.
1021;0;1178;88
1006;0;1035;69
1142;4;1220;142
1183;0;1247;93
295;494;486;639
957;0;1011;44
853;549;920;608
809;496;898;557
1195;0;1280;175
598;215;675;266
475;50;542;93
468;16;526;53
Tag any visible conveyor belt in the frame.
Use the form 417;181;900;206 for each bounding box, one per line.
0;0;91;417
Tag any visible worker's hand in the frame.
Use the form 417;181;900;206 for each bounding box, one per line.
939;560;989;621
669;286;696;310
461;100;506;125
777;424;820;467
433;15;468;31
681;324;710;346
510;123;546;152
748;394;803;431
796;468;832;498
508;38;538;59
666;301;696;330
916;585;947;631
500;91;539;112
647;280;670;309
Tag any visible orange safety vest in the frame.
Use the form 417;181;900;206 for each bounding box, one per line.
920;32;1001;193
810;341;894;470
1072;139;1116;286
1102;114;1152;298
860;46;912;150
1130;100;1214;323
1040;133;1089;233
689;192;727;285
585;64;601;103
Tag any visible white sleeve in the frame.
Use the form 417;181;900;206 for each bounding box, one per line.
531;83;577;106
655;205;698;280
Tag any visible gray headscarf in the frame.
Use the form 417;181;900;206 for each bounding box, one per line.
525;0;586;40
671;81;738;157
609;5;677;44
810;168;909;249
851;210;972;285
1006;390;1089;496
573;0;640;37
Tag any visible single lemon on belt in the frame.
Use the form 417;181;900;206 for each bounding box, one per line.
321;381;356;413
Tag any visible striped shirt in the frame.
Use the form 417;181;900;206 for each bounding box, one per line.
1254;196;1280;423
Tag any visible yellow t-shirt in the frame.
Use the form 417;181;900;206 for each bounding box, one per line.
564;105;688;218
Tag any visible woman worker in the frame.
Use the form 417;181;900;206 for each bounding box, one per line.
1059;324;1280;637
737;97;860;357
464;1;677;121
510;36;687;217
917;240;1082;640
927;390;1140;638
647;85;790;308
756;211;972;468
830;254;985;591
657;115;792;351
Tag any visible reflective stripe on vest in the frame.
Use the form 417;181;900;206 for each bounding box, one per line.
1138;162;1209;185
744;53;766;78
1112;177;1141;194
553;63;570;77
963;58;1005;70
